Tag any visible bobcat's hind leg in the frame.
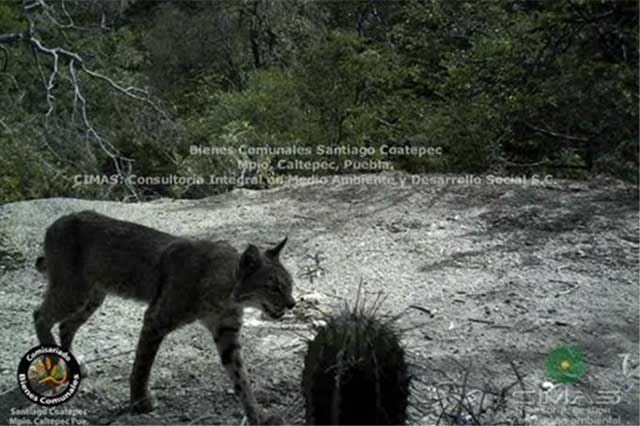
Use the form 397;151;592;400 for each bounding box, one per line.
34;252;92;347
57;290;106;377
34;281;91;347
59;290;106;351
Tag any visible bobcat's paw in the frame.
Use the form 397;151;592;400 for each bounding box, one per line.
76;355;89;378
130;395;154;414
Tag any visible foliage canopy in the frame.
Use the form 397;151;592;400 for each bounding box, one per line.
0;0;637;202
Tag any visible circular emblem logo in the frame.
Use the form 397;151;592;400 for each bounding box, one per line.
17;345;82;406
545;344;585;383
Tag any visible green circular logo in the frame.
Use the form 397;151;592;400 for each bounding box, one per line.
545;345;585;383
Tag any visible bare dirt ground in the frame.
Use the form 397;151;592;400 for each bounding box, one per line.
0;172;638;425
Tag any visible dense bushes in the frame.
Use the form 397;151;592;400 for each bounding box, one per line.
0;0;637;203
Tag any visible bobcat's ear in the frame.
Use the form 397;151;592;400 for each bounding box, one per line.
266;237;288;259
240;244;262;271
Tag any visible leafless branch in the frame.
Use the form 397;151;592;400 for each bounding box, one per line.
298;251;327;284
525;121;591;143
496;156;589;170
0;45;9;72
0;32;26;44
0;0;177;201
23;1;41;12
26;29;169;121
509;360;527;422
29;36;64;117
80;65;170;120
60;0;75;28
68;59;139;201
0;72;20;93
30;44;49;94
0;119;12;134
24;0;92;31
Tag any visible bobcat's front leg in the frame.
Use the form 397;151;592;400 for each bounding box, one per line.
213;324;261;425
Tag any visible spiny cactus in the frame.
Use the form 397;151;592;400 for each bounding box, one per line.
302;294;410;425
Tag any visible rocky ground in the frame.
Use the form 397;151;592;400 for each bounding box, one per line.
0;172;638;425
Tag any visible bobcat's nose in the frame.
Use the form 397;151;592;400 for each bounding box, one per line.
286;300;296;309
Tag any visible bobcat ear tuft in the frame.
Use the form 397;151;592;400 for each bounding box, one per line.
240;244;262;271
266;237;288;258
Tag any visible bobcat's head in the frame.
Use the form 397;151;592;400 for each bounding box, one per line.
233;237;295;319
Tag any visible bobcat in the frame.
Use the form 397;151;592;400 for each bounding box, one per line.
33;210;295;424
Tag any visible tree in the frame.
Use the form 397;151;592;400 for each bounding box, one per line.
0;0;171;200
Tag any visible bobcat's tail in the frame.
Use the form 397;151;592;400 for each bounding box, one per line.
35;256;47;273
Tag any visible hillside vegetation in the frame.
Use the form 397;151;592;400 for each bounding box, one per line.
0;0;638;203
